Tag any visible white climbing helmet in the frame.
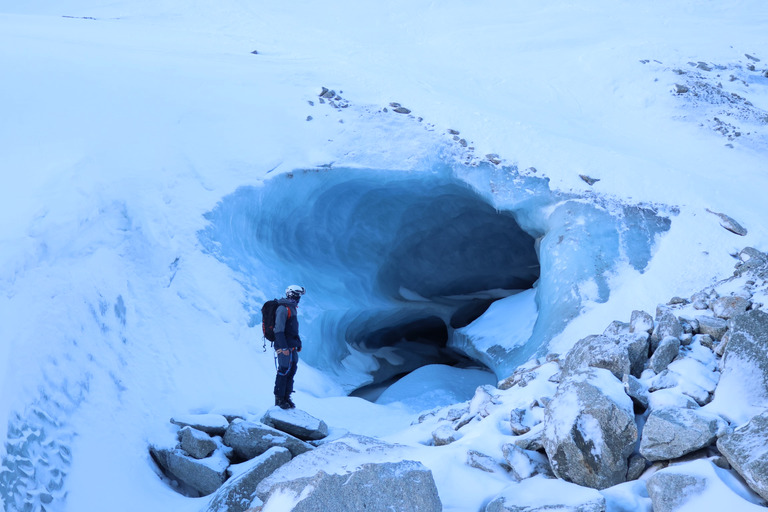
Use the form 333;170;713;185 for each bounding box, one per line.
285;285;306;300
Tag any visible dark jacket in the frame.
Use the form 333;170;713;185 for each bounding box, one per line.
274;298;301;350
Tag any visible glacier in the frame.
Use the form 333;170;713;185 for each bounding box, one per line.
199;162;671;390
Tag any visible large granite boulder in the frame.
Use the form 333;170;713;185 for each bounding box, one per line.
639;407;727;461
223;419;313;460
150;446;229;496
617;332;650;377
717;411;768;501
712;309;768;423
711;295;750;319
543;368;637;490
260;407;329;441
485;475;605;511
561;335;631;380
696;315;728;341
204;446;291;512
629;310;654;335
255;435;441;512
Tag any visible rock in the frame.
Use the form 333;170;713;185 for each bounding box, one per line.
255;435;442;512
469;385;499;418
260;407;329;441
179;426;217;459
171;414;230;436
509;423;546;452
223;419;313;460
485;475;606;512
717;410;768;501
579;174;601;186
696;315;728;340
646;465;707;512
713;310;768;422
622;374;649;409
674;84;689;94
467;450;506;473
617;332;651;377
711;295;750;319
649;336;680;373
603;320;629;336
151;446;229;496
693;333;715;349
393;106;411;114
639;408;727;461
630;310;654;334
706;208;747;236
432;424;459;446
204;447;291;512
651;310;683;351
543;368;637;489
510;407;531;435
561;335;631;380
626;453;648;481
501;443;552;480
734;247;768;277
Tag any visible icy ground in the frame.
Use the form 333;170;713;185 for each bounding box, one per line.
1;0;768;511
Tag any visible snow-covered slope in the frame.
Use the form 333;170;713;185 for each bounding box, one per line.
1;1;767;511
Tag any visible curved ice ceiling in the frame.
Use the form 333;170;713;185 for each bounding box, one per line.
199;164;671;390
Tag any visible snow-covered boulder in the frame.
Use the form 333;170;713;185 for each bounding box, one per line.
204;446;291;512
711;295;750;319
501;443;552;481
622;374;649;409
712;309;768;422
646;459;766;512
630;310;654;334
432;423;460;446
696;315;728;341
639;407;727;461
561;335;631;380
543;368;637;490
170;413;230;436
648;336;680;373
717;411;768;501
260;407;329;441
485;475;605;512
223;419;313;460
150;446;229;496
255;435;441;512
467;450;506;473
179;426;217;459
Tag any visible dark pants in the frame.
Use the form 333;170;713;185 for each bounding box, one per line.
274;350;298;400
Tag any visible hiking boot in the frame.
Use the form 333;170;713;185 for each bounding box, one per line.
284;397;296;409
278;399;292;410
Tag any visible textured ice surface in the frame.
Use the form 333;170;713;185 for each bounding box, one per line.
200;164;670;385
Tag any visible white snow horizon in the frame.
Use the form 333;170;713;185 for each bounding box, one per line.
1;1;767;511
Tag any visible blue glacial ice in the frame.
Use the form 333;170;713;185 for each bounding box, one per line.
199;163;671;390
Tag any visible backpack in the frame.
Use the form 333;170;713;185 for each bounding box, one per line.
261;299;280;342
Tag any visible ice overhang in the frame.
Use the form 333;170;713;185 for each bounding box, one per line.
199;164;671;391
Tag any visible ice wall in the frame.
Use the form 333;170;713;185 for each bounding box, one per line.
200;164;671;388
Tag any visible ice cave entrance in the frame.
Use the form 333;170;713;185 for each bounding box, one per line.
200;165;671;398
200;167;541;395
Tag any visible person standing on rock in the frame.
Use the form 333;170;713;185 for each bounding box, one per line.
273;285;305;409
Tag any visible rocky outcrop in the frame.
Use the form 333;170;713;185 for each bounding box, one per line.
561;335;631;380
717;411;768;501
639;407;727;461
223;419;314;460
150;446;229;496
543;368;637;489
260;407;329;441
255;435;442;512
204;447;291;512
646;465;708;512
